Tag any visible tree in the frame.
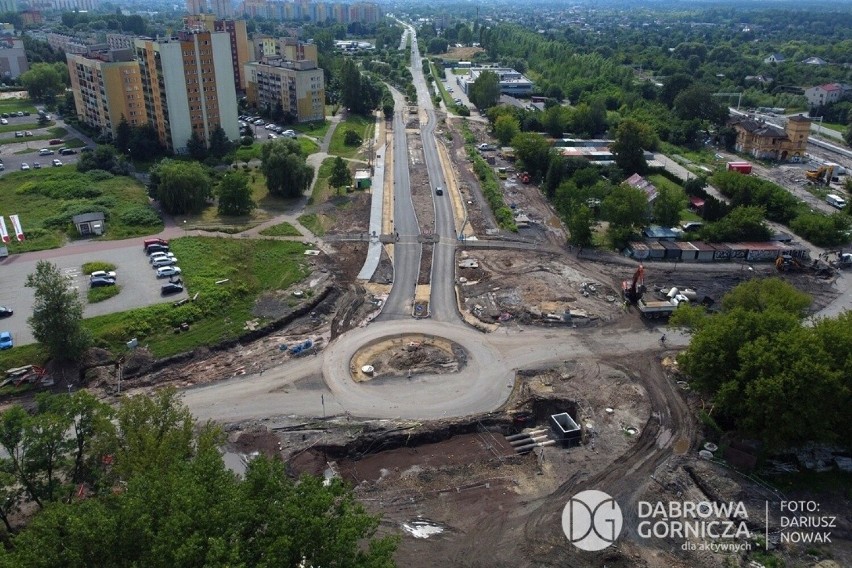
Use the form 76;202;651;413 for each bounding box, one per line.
602;183;649;247
511;132;552;181
25;261;91;363
427;37;448;54
701;206;771;243
114;116;131;153
208;126;232;159
659;73;694;107
77;145;125;174
494;114;520;147
0;392;398;567
217;172;255;216
329;157;353;195
566;205;594;247
610;118;655;175
721;277;811;316
186;131;208;161
149;159;212;215
20;63;64;104
260;139;313;199
673;85;728;126
468;70;500;110
344;129;362;146
653;184;687;227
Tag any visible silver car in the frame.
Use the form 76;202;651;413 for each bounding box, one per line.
151;257;177;268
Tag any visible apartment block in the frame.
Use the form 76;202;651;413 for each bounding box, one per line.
106;33;135;51
211;0;233;18
186;0;206;15
237;1;379;24
135;30;239;153
0;37;28;79
66;48;147;138
186;15;250;92
245;58;324;123
251;35;317;65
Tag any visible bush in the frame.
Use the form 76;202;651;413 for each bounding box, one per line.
82;261;117;274
343;129;362;146
88;285;121;303
87;169;114;181
120;206;161;226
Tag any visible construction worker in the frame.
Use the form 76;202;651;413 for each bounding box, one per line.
660;334;666;346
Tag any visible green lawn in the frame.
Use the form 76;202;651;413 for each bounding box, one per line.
84;237;310;357
88;285;121;303
259;221;302;237
293;120;331;138
235;144;261;163
647;174;683;193
328;115;374;159
309;158;336;204
430;61;457;110
0;169;163;254
0;343;47;372
299;137;319;155
819;122;847;134
0;120;55;134
0;99;38;114
298;213;327;236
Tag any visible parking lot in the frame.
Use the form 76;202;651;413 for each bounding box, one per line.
0;113;83;174
0;242;186;347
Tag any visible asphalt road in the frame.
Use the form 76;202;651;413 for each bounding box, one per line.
377;87;422;320
0;242;186;346
409;28;460;323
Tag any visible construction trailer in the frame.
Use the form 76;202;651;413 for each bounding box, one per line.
727;161;753;174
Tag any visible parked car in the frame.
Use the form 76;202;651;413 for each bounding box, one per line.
33;162;41;169
14;131;22;138
81;146;94;153
149;252;176;264
0;331;12;350
282;129;296;138
39;148;55;156
48;138;63;145
161;282;184;295
156;266;182;278
254;119;265;125
268;133;277;139
145;244;170;255
59;148;77;155
24;131;33;137
16;111;23;117
20;163;29;171
0;306;12;318
52;159;62;167
0;164;5;171
143;238;169;250
151;257;177;268
90;270;117;280
89;277;116;288
0;118;8;125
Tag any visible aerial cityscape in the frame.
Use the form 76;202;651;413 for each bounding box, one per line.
0;0;849;566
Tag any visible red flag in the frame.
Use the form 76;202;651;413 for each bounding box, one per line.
0;216;8;243
9;214;23;242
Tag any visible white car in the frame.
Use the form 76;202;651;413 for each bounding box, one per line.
149;252;176;264
20;163;29;171
90;270;117;280
151;257;177;268
0;118;7;125
156;266;182;278
282;130;296;138
52;159;63;167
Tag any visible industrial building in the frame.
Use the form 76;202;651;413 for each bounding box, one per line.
0;36;28;79
458;67;534;98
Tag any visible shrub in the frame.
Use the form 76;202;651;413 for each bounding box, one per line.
120;206;161;226
88;285;121;303
343;129;362;146
87;169;114;181
82;261;117;274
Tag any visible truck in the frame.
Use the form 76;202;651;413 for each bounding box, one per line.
636;298;678;319
826;193;847;209
726;161;752;174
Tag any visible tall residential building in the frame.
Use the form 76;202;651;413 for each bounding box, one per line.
245;58;324;123
211;0;233;18
135;31;239;153
251;36;317;65
0;37;28;79
66;49;147;138
186;15;250;92
186;0;206;15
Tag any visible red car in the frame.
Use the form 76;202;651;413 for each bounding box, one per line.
143;238;169;251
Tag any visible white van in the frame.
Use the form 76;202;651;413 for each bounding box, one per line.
826;194;847;209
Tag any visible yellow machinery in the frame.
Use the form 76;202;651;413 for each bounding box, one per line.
806;165;834;185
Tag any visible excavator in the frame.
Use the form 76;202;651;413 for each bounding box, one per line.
805;165;834;185
622;264;646;303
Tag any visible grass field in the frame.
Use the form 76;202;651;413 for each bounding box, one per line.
430;61;457;110
309;158;336;204
0;99;38;114
328;114;374;159
0;120;55;135
259;221;302;236
293;120;331;138
297;213;328;236
84;237;309;357
88;285;121;303
234;144;261;163
0;169;163;253
299;137;320;155
0;343;46;371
